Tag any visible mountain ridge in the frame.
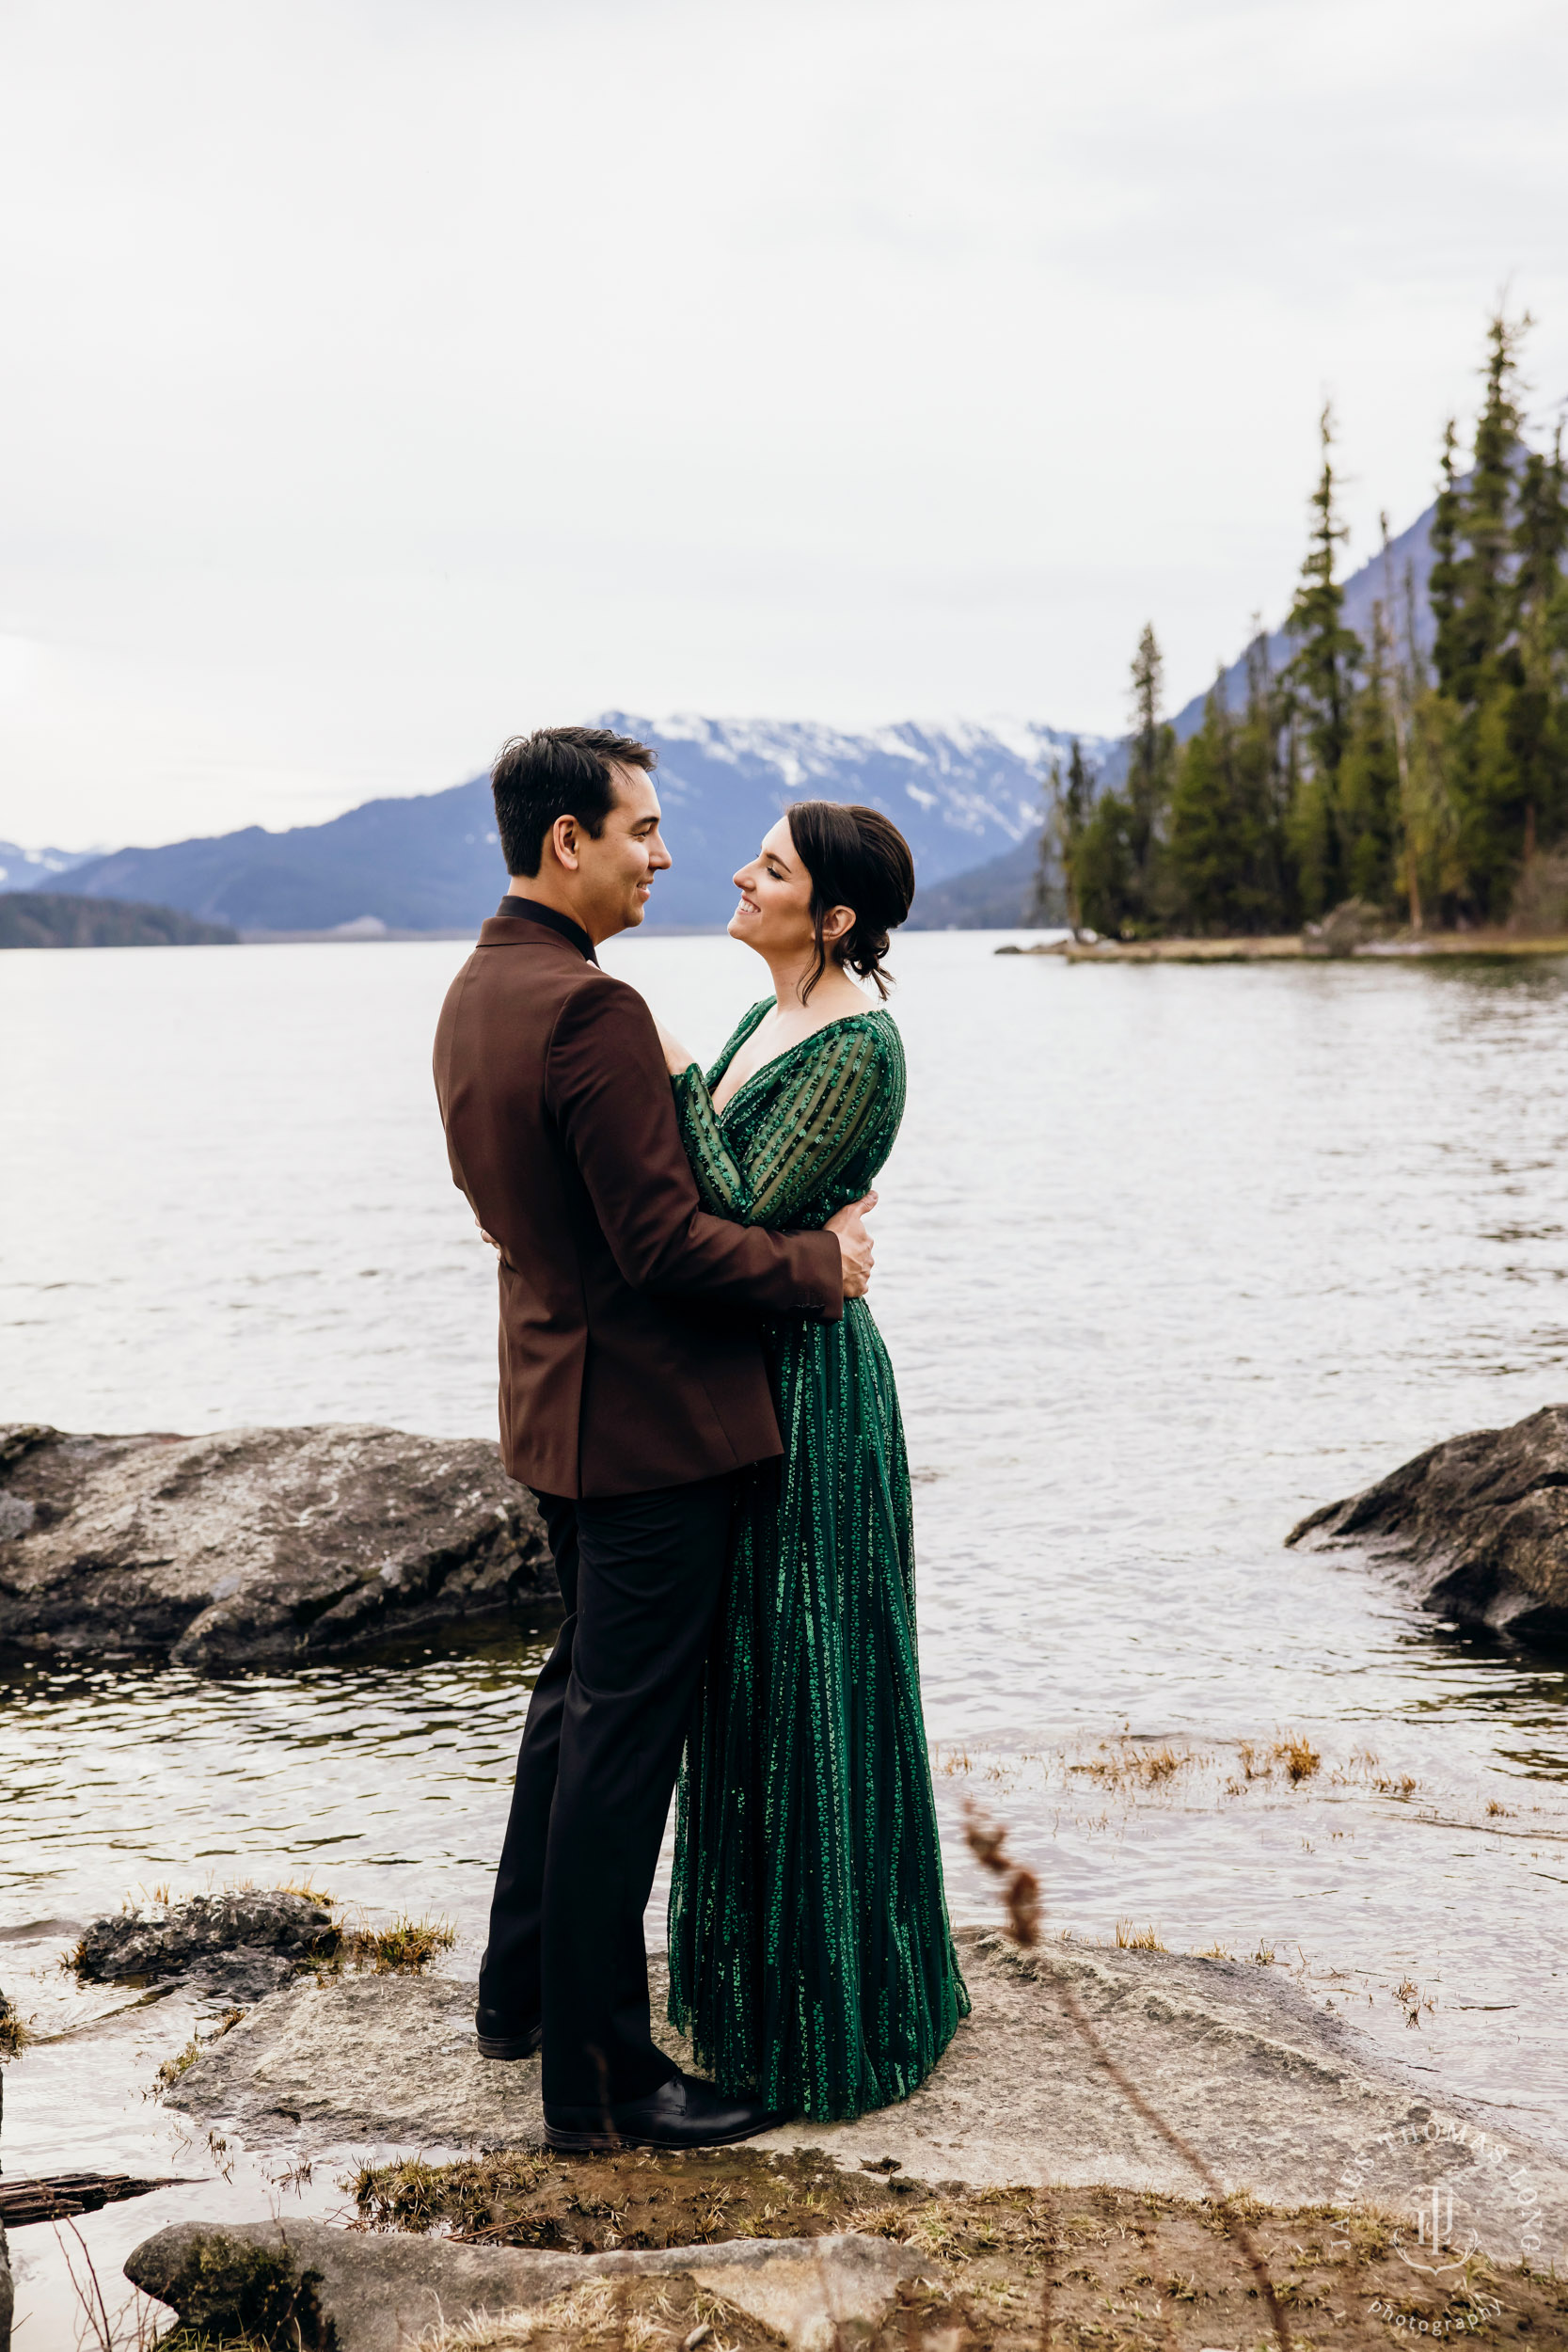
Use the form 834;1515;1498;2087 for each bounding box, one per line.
20;715;1116;935
0;838;97;892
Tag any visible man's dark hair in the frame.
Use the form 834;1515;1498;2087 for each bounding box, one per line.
490;725;657;878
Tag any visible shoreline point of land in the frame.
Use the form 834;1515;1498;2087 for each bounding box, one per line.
999;930;1568;964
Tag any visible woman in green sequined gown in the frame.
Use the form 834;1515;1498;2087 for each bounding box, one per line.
655;803;969;2122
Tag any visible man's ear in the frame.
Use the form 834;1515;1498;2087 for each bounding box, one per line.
549;814;582;873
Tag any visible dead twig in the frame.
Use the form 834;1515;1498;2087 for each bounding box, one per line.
961;1798;1294;2352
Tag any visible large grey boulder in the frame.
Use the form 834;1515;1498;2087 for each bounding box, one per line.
0;1422;555;1666
125;2217;925;2352
1289;1403;1568;1646
1302;896;1386;956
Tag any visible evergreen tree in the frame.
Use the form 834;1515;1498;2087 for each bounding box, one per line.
1450;311;1528;700
1428;419;1464;696
1072;790;1136;937
1377;517;1424;927
1442;309;1531;917
1509;423;1568;866
1284;404;1363;916
1402;543;1465;925
1242;625;1294;914
1167;656;1288;933
1049;739;1095;930
1125;623;1178;914
1335;601;1402;906
1069;627;1176;938
1065;736;1094;833
1033;757;1062;925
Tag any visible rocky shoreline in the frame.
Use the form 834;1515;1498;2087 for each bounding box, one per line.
6;1405;1567;2345
997;924;1568;965
0;1422;556;1667
108;1926;1568;2347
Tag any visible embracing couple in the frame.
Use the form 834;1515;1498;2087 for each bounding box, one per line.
434;723;968;2153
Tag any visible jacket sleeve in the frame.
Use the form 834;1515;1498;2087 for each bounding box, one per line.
545;976;843;1320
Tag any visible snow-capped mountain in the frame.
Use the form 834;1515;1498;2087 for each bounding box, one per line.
604;713;1114;927
0;839;97;894
40;715;1112;935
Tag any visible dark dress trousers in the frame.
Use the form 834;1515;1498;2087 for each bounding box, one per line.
434;898;842;2106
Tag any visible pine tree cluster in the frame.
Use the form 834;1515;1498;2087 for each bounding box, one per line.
1050;311;1568;941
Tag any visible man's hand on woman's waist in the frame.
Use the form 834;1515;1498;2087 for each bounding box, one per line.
825;1191;876;1299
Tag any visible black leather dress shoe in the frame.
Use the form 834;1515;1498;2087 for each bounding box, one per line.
544;2069;785;2153
474;2008;543;2061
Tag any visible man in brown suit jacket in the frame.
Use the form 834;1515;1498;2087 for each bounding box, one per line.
434;725;874;2152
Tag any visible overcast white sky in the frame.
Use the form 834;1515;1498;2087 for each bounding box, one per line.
3;0;1567;850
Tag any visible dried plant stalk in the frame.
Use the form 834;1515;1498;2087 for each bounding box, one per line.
960;1798;1293;2352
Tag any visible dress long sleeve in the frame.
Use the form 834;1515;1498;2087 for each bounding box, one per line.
672;1019;902;1230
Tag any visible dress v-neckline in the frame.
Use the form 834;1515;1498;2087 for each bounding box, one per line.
711;1004;886;1120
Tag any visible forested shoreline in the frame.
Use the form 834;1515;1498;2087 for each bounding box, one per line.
1049;313;1568;941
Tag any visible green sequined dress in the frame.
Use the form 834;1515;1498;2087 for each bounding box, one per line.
666;998;970;2122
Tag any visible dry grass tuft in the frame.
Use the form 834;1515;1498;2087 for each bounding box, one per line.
1078;1740;1204;1791
1271;1731;1322;1784
155;2007;244;2091
0;1987;30;2057
414;2280;673;2349
305;1910;458;1979
1115;1920;1167;1952
275;1874;336;1905
344;1915;458;1974
156;2037;202;2090
354;2151;562;2241
1393;1977;1438;2028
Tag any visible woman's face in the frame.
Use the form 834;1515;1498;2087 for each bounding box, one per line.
728;816;819;958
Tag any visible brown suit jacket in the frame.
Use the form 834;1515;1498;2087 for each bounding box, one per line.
434;906;843;1499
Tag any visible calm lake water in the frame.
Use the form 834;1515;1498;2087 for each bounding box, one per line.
3;930;1568;2339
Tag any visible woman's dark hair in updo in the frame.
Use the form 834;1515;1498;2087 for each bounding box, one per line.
785;801;915;1003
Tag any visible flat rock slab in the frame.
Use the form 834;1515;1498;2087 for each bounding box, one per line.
166;1931;1568;2260
126;2217;926;2352
0;1422;555;1666
1289;1401;1568;1646
166;1972;540;2145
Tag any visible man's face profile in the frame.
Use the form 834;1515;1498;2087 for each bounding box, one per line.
568;763;672;938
